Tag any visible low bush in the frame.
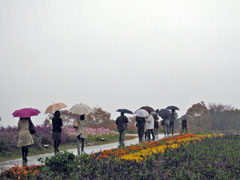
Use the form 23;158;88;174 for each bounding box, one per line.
39;151;77;179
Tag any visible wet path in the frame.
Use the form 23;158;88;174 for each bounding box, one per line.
0;134;164;173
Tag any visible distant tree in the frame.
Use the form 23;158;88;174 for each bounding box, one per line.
86;107;115;129
60;110;74;126
186;101;210;131
127;116;137;129
186;102;240;133
43;118;51;127
208;103;240;132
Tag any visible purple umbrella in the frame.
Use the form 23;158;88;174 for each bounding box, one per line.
12;108;41;118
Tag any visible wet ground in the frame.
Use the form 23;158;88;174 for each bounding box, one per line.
0;134;165;173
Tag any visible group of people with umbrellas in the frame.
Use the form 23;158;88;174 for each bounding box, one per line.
12;102;187;166
12;102;92;166
115;105;184;146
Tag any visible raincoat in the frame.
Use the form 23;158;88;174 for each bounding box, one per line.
75;117;87;139
17;119;34;147
145;115;154;130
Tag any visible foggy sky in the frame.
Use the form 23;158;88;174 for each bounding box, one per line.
0;0;240;126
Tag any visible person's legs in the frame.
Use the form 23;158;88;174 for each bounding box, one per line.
164;124;169;137
154;128;159;139
170;122;174;135
119;131;122;145
21;147;25;161
57;140;61;152
21;146;28;166
147;129;151;141
166;124;170;136
120;130;126;146
118;131;122;145
169;122;172;135
163;125;166;137
144;131;147;141
181;123;184;134
54;140;58;154
151;129;155;140
76;136;81;155
139;125;144;142
137;126;141;142
25;147;28;161
122;130;126;145
81;138;85;152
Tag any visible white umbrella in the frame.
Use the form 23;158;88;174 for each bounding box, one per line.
69;103;92;115
135;109;149;117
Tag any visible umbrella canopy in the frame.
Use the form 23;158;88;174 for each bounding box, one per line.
140;106;155;113
135;109;149;117
69;103;92;115
166;105;180;111
117;109;133;114
12;108;40;118
157;109;171;119
45;102;67;114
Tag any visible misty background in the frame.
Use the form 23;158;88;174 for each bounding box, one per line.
0;0;240;126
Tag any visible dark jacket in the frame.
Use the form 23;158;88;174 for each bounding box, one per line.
170;112;177;122
136;116;145;127
182;120;187;126
52;117;63;132
152;114;159;128
116;115;128;131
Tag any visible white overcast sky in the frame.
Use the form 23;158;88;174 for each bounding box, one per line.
0;0;240;126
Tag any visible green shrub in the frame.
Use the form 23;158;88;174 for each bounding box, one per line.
42;151;77;178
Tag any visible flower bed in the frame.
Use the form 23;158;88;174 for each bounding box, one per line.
0;165;40;180
64;127;115;137
92;133;223;162
3;133;240;180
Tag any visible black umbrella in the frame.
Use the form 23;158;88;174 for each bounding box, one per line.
166;106;180;111
140;106;155;113
157;109;171;119
117;109;133;114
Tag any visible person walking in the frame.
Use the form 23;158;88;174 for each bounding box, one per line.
52;111;63;154
163;118;170;137
135;116;145;143
145;114;155;141
116;112;128;147
181;115;188;134
17;117;34;166
152;113;159;139
170;110;177;135
75;114;87;155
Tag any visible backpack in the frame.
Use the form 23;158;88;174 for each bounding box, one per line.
73;119;79;129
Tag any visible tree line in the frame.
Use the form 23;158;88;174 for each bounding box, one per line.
43;102;240;133
184;101;240;133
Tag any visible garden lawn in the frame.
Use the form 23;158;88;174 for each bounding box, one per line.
0;135;136;162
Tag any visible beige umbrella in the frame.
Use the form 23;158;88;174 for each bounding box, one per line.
45;102;67;114
69;103;92;115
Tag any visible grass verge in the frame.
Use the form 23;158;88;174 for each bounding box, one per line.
0;135;137;163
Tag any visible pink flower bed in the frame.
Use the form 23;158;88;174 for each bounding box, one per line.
64;127;116;137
